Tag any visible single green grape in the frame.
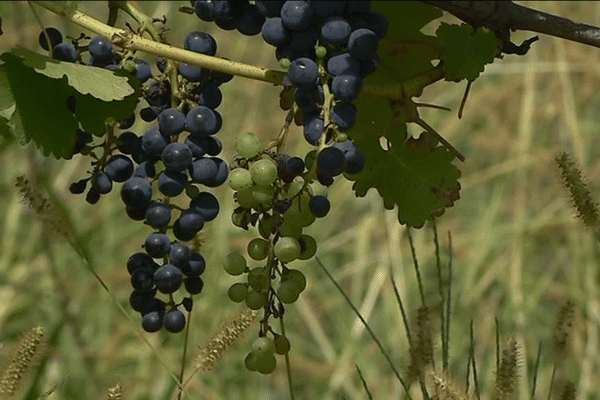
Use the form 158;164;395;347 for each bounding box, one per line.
185;184;200;199
308;182;328;197
228;168;253;191
247;267;270;291
252;336;275;356
251;185;275;205
316;45;327;58
236;185;260;209
245;289;267;310
245;351;259;371
274;335;291;355
258;214;275;239
298;234;317;260
235;132;262;159
279;220;303;239
283;269;307;293
279;57;290;69
247;237;270;261
250;158;278;186
231;209;247;228
223;252;247;276
228;282;248;303
255;352;277;375
277;281;300;304
286;176;304;198
274;236;301;263
285;194;315;228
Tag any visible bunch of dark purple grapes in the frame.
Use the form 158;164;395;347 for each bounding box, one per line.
191;0;385;187
46;26;233;333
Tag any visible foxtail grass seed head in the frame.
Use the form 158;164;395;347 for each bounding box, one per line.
425;367;474;400
493;335;520;400
555;152;600;228
0;325;45;397
14;175;74;242
407;305;434;382
552;299;575;361
195;308;258;372
105;382;123;400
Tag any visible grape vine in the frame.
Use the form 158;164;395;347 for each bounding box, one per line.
0;0;550;390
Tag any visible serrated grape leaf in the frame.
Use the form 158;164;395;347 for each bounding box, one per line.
436;24;499;82
371;1;443;83
10;47;134;101
348;97;461;228
0;52;140;158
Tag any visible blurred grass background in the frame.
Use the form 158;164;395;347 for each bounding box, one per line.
0;1;599;399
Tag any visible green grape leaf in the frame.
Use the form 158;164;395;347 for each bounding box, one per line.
10;47;134;101
0;51;140;158
371;1;442;83
348;98;461;229
436;23;499;82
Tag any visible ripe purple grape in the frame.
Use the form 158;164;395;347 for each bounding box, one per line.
347;28;378;60
309;195;330;217
158;171;187;197
162;142;193;172
142;310;163;332
39;27;63;50
287;57;318;87
52;42;77;62
186;106;219;136
321;16;351;46
121;177;152;208
145;202;172;228
158;108;186;135
331;74;362;102
184;30;217;55
145;232;171;258
261;17;288;47
153;264;182;294
163;308;186;333
89;36;113;61
104;154;134;182
317;146;345;177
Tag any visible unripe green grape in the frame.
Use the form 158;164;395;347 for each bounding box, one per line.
298;234;317;260
255;352;277;375
304;150;318;171
285;195;315;228
186;184;200;199
235;132;262;159
228;282;248;303
287;176;305;198
316;46;327;58
336;132;348;142
274;335;291;355
279;220;303;239
251;185;275;205
237;186;259;209
247;238;270;261
308;182;328;197
247;267;270;291
232;209;247;228
224;252;247;276
252;336;275;356
246;289;267;309
250;158;278;186
258;214;275;239
245;351;259;371
277;281;300;304
279;58;290;69
284;269;307;293
274;237;301;264
228;168;253;191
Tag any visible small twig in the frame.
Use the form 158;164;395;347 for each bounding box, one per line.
458;80;472;119
414;117;465;162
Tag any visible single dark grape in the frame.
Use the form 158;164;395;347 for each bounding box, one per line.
184;276;204;294
261;17;288;47
321;16;351;46
142;125;171;157
130;267;154;290
94;171;113;194
162;142;193;172
127;252;156;274
289;29;319;52
89;36;113;61
256;0;284;18
69;179;88;194
169;242;191;268
185;251;206;276
309;195;330;217
134;60;152;83
145;80;171;107
104;154;134;182
145;232;171;259
196;81;222;109
184;30;217;55
158;107;187;136
237;4;265;36
139;106;160;122
205;157;228;187
347;28;378;60
280;0;313;31
154;264;182;294
330;102;357;131
327;52;360;76
163;308;186;333
186;106;219;136
317;147;346;178
157;171;187;197
179;63;208;82
85;185;101;204
145;202;172;228
129;288;156;313
177;209;205;233
190;191;220;221
189;157;218;185
185;136;207;158
194;0;215;21
142;310;163;332
52;42;77;62
331;74;362;102
287;57;318;87
133;161;156;179
39;27;63;50
303;114;324;145
126;204;148;221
